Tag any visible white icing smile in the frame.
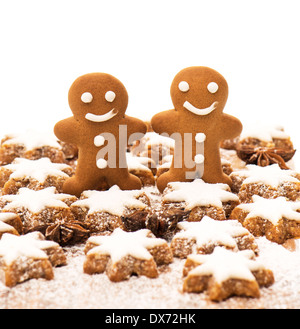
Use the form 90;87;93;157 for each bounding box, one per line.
183;101;218;116
85;108;118;122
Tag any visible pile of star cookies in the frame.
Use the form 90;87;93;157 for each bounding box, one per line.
0;66;298;304
0;124;298;303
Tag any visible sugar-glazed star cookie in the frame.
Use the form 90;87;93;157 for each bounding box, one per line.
71;185;151;233
183;247;274;301
235;124;296;170
0;231;66;287
126;153;155;186
0;187;77;233
0;212;23;238
83;228;173;281
230;195;300;244
238;122;294;149
170;216;258;258
130;131;175;165
230;164;300;201
0;129;65;164
0;157;74;194
162;179;239;221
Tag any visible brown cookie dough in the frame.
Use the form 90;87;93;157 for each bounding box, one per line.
54;73;147;197
151;66;242;193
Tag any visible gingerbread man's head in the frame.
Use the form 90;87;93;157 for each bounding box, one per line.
68;73;128;122
170;66;228;117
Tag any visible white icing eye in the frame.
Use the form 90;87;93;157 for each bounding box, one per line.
207;82;218;94
178;81;190;92
105;91;116;102
81;92;93;103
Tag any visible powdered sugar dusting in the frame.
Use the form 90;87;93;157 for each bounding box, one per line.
0;236;299;309
1;213;300;308
0;160;300;307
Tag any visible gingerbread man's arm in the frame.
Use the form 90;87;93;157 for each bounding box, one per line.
151;110;179;136
124;115;147;145
54;117;81;146
220;113;243;140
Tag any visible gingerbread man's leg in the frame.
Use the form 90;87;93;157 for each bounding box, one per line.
156;167;189;194
63;176;91;197
106;168;142;191
202;165;233;187
62;173;108;197
62;152;110;196
201;150;233;187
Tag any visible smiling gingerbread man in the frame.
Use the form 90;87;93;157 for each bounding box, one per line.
151;66;243;193
54;73;147;197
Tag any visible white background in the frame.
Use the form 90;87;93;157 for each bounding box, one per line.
0;0;299;165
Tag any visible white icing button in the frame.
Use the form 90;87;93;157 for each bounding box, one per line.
96;158;108;169
105;91;116;102
178;81;190;92
195;133;206;143
94;135;105;147
81;92;93;103
207;82;218;94
194;154;204;164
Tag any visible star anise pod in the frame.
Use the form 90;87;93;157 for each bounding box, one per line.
236;144;296;169
44;221;90;246
121;210;148;232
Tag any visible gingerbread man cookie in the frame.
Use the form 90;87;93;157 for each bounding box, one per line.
54;73;147;197
151;66;243;193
